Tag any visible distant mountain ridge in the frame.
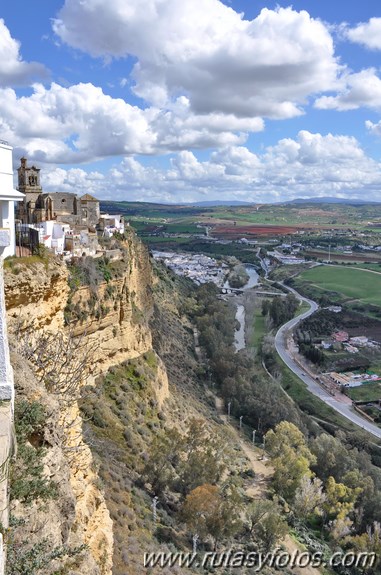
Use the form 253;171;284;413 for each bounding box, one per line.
100;196;381;208
284;196;381;205
185;200;252;206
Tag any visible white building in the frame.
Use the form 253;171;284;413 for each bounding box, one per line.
0;141;24;258
0;141;21;575
24;221;70;253
349;336;369;346
99;214;125;237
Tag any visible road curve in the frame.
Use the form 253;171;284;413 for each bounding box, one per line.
274;285;381;440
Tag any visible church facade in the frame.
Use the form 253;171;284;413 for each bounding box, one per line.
16;158;100;228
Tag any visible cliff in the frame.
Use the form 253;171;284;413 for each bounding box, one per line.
4;233;169;574
5;255;69;332
4;238;271;575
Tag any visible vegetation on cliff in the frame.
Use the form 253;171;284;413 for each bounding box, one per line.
6;233;381;575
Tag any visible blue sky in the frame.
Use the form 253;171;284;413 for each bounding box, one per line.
1;0;381;203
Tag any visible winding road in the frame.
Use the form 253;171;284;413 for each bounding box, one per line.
274;285;381;440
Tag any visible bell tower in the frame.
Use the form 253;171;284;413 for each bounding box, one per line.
17;157;42;194
16;157;43;223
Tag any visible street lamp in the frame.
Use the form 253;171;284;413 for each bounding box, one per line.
252;429;256;444
227;401;231;419
239;415;243;430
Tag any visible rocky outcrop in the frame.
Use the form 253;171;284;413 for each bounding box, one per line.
4;239;154;382
68;242;153;381
4;257;69;333
10;352;103;575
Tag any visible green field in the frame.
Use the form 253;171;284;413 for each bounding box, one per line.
252;307;266;349
100;200;381;233
346;382;381;402
296;265;381;307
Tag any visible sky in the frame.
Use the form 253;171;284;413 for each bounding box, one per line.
1;1;381;203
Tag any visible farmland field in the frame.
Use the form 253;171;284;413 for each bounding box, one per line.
294;265;381;308
346;382;381;402
303;249;381;264
100;200;381;235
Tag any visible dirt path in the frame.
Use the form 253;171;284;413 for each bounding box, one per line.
328;263;381;276
212;393;322;575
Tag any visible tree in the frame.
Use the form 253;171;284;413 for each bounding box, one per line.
7;537;86;575
177;419;226;494
182;484;241;549
322;476;363;539
246;499;276;535
16;328;95;404
293;475;326;520
265;422;316;501
143;427;183;494
143;419;227;495
246;499;288;552
348;521;381;573
266;294;299;327
256;512;288;552
261;299;271;317
310;433;355;483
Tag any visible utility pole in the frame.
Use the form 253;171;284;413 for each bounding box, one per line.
192;534;199;554
152;496;159;523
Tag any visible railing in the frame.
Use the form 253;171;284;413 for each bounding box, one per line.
0;533;4;575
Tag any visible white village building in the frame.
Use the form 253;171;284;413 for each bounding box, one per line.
0;141;23;575
0;141;24;258
98;214;125;237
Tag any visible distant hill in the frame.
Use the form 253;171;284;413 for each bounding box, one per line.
184;200;252;207
101;197;381;209
285;196;381;205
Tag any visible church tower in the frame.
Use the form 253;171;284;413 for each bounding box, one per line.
16;158;43;223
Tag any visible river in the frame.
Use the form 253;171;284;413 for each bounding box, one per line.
226;264;259;352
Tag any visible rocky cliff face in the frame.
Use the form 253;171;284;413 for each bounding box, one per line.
68;238;154;380
5;256;69;333
10;352;105;575
5;233;169;574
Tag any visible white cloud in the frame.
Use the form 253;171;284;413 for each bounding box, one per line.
38;131;381;203
0;82;155;162
0;19;48;87
346;17;381;51
53;1;341;120
365;120;381;137
315;69;381;111
0;83;262;163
